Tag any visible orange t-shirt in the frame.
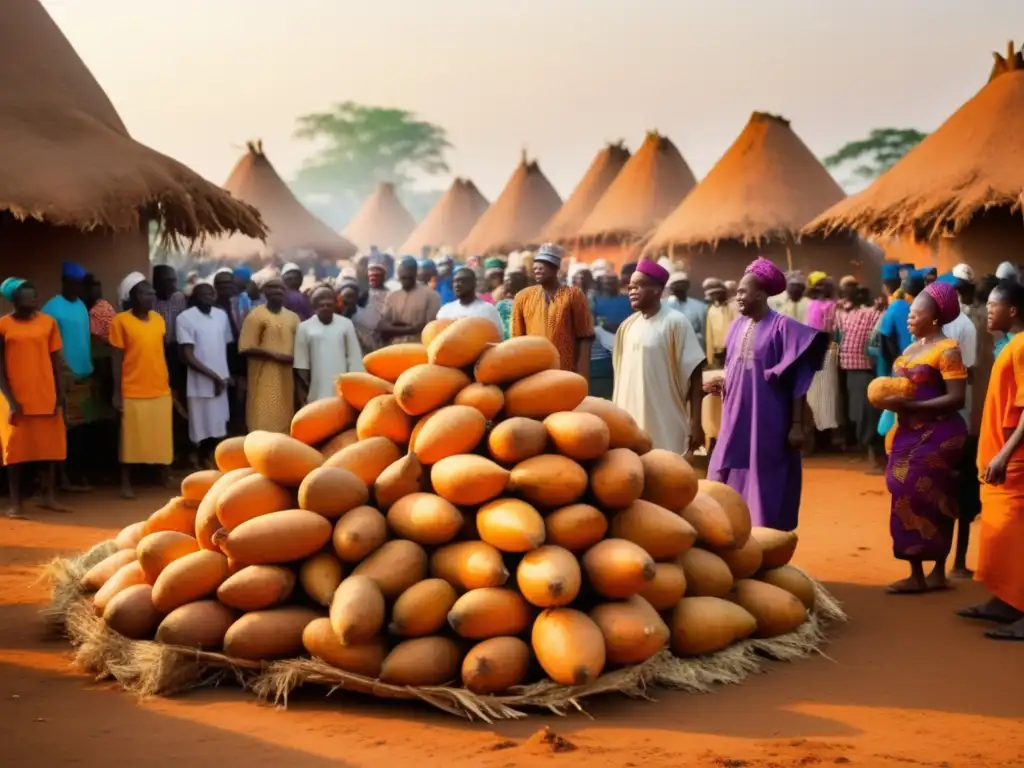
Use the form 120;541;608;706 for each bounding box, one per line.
0;313;61;415
108;311;170;400
977;332;1024;477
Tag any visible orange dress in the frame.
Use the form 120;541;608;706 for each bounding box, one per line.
510;285;594;371
976;333;1024;612
0;313;66;465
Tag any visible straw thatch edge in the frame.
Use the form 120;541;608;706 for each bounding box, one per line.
43;543;846;722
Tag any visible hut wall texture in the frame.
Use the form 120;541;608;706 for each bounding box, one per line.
0;214;148;309
935;211;1024;276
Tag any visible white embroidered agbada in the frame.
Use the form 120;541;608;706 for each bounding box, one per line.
294;314;364;402
612;305;705;455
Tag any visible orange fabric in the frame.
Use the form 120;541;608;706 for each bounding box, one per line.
975;333;1024;612
511;285;594;371
108;311;170;399
0;409;66;465
892;337;968;381
0;313;61;414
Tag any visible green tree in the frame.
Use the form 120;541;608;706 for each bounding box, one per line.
823;128;928;184
293;101;452;225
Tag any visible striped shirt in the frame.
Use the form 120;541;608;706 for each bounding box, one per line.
153;292;188;345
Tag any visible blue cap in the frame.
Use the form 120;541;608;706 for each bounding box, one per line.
62;261;86;281
881;263;900;280
935;272;958;285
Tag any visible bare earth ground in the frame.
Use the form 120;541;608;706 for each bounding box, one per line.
1;457;1022;768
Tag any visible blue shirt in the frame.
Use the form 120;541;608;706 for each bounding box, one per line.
436;276;455;306
879;297;912;355
42;295;93;377
590;294;633;362
994;331;1016;360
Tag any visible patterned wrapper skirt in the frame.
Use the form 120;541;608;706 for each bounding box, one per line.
121;394;173;465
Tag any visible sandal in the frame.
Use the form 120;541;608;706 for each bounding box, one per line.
984;624;1024;641
956;604;1017;624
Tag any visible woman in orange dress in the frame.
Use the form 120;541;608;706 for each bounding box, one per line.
957;280;1024;639
0;278;69;519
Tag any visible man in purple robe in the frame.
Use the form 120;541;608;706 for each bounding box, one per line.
705;258;828;531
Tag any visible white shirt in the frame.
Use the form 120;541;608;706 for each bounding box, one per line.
436;297;503;336
294;314;364;402
175;307;232;398
942;310;977;423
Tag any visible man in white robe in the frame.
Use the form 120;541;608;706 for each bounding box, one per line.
294;286;364;403
613;260;706;455
436;266;503;336
175;283;232;464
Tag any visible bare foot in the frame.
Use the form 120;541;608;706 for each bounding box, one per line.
950;566;974;579
886;575;928;594
925;571;950;591
5;506;26;520
36;499;73;513
957;598;1022;623
119;487;136;500
985;617;1024;641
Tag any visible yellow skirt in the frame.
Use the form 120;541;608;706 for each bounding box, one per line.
121;395;173;465
0;406;67;465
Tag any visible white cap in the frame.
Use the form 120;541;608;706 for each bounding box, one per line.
667;271;688;287
952;263;974;282
118;272;146;304
996;261;1019;280
281;262;302;275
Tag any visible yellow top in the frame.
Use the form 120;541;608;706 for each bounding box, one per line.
108;311;170;399
705;302;736;361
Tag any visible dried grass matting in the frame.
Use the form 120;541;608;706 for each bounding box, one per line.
44;543;847;722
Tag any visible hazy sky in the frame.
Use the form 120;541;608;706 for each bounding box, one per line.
43;0;1024;201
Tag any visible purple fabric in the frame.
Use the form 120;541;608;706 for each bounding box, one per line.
806;298;837;332
707;310;828;531
284;288;313;321
885;360;967;560
635;259;669;285
745;257;786;297
922;281;960;325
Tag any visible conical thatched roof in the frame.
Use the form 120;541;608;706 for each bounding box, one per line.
575;132;696;242
203;141;356;262
805;42;1024;240
644;113;846;253
459;153;563;256
0;0;265;242
400;178;489;254
539;142;632;243
344;181;417;253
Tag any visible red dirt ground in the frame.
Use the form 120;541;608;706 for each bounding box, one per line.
1;458;1022;768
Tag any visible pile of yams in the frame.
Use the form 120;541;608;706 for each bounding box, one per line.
78;317;817;697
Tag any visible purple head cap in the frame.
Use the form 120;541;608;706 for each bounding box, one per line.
634;259;670;286
922;280;961;325
744;257;786;297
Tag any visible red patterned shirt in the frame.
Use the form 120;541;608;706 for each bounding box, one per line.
838;306;881;370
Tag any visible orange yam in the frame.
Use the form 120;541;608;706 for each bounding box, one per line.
680;492;738;550
582;538;656;599
114;521;148;551
356;394;413;444
103;584;162;640
474;336;560;385
156;600;237;649
503;369;588;418
393;364;470;416
137;531;200;582
475;498;546;552
639;449;699;512
453;383;504;420
420;318;453;347
750;527;799;569
351;539;428;598
324;436;402;487
590;448;645;509
372;453;424;511
329;574;385;645
194;467;257;550
430;455;509;506
145;496;198;536
216;565;296;611
223;607;322;660
516;545;582;608
151;550;230;613
486;417;548;464
380;636;462;686
299;550;344;606
214;436;249;472
638;562;687;611
717;535;764;579
302;617;385;676
530;608;605;686
93;561;148;615
291;396;355;446
218;509;333;565
81;548;137;591
543;411;611;461
678;548;735;598
544;504;607;552
609;499;698;560
733;578;808;638
573;396;646;450
697;479;752;548
411;404;486;465
509;454;588;508
297;466;369;519
389;578;458;637
336;371;394;410
428;316;502;368
461;636;531;694
447;587;531;639
180;469;222;505
430;541;509;591
589;595;669;665
363;343;429;383
332;506;388;563
670;596;758;655
243;431;324;487
320;428;360;459
386;493;464;546
215;473;295;530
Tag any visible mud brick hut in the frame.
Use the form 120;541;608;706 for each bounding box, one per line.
572;132;696;269
201;141;356;267
459;152;562;257
0;0;266;303
645;112;882;288
401;179;489;255
344;181;417;255
804;42;1024;277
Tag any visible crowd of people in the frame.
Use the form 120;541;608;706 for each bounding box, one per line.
1;245;1022;640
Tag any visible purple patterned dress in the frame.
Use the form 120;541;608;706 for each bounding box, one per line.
885;338;968;560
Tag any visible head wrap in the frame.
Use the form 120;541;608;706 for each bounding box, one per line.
702;277;721;290
483;257;505;276
214;267;233;278
952;263;974;282
667;271;688;287
1;277;27;302
935;272;958;286
118;272;146;305
62;261;86;281
923;280;961;325
635;259;670;286
281;262;302;276
398;256;418;271
807;270;827;288
785;270;806;286
535;243;564;268
744;257;786;297
996;261;1019;280
881;263;900;281
232;266;253;282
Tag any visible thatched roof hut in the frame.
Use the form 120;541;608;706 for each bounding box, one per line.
344;181;417;254
538;142;631;244
400;178;489;255
805;42;1024;275
644;112;881;287
459;153;563;256
0;0;266;299
202;141;356;265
